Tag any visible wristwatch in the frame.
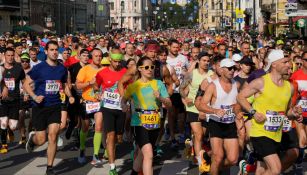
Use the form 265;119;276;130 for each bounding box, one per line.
249;109;256;116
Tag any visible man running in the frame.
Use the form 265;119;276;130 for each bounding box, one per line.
24;41;68;175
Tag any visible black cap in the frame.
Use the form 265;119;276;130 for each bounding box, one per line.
239;56;255;65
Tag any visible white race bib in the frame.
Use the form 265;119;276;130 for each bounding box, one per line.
264;111;284;132
4;78;15;91
298;99;307;112
103;91;121;110
85;102;100;114
282;117;292;132
45;80;60;94
220;105;235;123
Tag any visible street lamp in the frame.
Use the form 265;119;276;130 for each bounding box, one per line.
69;0;76;33
153;10;158;30
120;1;124;29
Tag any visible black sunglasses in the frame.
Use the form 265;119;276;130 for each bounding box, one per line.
139;65;155;70
296;63;302;66
226;66;236;71
21;60;30;63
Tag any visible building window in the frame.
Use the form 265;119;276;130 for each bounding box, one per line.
219;2;222;9
110;2;114;10
227;2;231;10
134;1;137;7
212;17;215;23
211;0;214;9
120;1;125;11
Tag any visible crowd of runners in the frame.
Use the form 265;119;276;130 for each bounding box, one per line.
0;29;306;175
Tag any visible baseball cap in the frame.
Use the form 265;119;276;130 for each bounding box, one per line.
264;49;285;72
220;58;236;68
20;53;30;61
232;54;242;62
101;57;111;65
276;40;284;45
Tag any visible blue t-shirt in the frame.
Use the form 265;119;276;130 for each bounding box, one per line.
37;47;47;61
28;61;68;107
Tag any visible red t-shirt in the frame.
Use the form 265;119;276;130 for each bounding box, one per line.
64;56;79;68
96;67;127;91
290;69;307;117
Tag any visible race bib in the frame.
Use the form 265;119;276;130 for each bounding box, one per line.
264;111;284;132
298;99;307;112
220;105;235;123
282;118;292;132
45;80;60;94
103;91;121;109
139;110;161;130
85;101;100;114
60;90;66;103
4;78;15;91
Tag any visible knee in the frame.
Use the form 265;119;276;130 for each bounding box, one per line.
48;133;58;144
227;155;238;166
212;153;223;164
270;166;281;175
194;131;203;141
9;120;18;131
95;124;102;132
107;132;115;141
36;134;47;145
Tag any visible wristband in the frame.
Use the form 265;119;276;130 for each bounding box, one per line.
32;95;38;100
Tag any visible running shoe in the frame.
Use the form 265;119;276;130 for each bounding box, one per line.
238;160;247;175
0;144;8;154
183;138;192;159
91;154;102;166
171;139;179;149
45;168;57;175
155;145;163;158
56;136;63;147
26;131;36;153
178;134;185;144
199;150;210;173
109;169;118;175
78;150;86;164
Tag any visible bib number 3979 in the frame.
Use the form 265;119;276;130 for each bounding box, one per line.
45;80;60;94
140;111;160;130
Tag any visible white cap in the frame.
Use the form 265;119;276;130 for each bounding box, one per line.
264;49;285;72
232;54;242;62
220;58;236;68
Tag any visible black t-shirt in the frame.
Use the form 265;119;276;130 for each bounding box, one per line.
69;62;83;84
3;63;25;101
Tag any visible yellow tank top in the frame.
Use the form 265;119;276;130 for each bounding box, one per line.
250;73;291;142
186;69;213;113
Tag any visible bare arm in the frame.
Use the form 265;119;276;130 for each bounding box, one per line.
198;83;216;114
162;65;173;96
118;66;136;97
179;72;192;98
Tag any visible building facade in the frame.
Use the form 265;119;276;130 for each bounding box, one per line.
109;0;152;31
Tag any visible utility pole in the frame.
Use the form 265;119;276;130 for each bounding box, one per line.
253;0;256;30
221;0;224;29
20;0;24;26
239;0;241;30
231;0;234;29
121;1;124;29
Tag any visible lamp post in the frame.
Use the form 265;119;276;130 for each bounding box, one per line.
153;10;158;30
120;1;124;29
69;0;76;33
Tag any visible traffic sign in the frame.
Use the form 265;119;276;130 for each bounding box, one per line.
237;18;243;23
297;19;306;28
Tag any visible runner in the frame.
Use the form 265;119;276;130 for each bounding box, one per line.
122;56;172;175
24;41;68;175
94;48;126;175
199;58;240;175
237;49;302;175
2;47;26;147
167;38;190;147
75;48;103;165
0;60;8;153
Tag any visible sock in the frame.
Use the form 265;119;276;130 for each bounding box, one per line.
203;151;211;164
79;130;88;150
110;163;115;170
196;155;201;165
93;132;102;155
47;165;53;170
130;169;138;175
0;129;7;145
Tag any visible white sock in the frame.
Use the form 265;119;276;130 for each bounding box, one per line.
196;155;201;165
110;163;115;170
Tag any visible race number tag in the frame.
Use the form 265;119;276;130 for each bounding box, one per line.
85;102;100;114
60;90;66;103
140;110;161;130
220;105;235;123
45;80;60;94
298;99;307;112
282;118;292;132
103;91;121;109
264;111;284;132
4;78;15;91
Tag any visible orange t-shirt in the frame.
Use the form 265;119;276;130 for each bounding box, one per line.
76;64;101;102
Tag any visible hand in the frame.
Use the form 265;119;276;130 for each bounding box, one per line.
214;109;226;118
236;112;244;120
68;96;75;104
254;112;266;123
89;77;96;85
199;112;206;120
185;98;194;107
2;88;8;99
34;95;44;103
153;90;160;99
292;105;302;118
296;115;303;123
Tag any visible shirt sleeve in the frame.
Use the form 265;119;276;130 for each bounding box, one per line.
158;80;169;98
95;71;103;86
27;64;39;80
19;66;26;81
61;68;68;83
76;67;86;83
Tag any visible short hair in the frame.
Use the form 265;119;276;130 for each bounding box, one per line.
158;46;168;55
241;41;250;47
29;47;38;53
4;47;15;53
45;40;58;50
302;51;307;58
217;43;226;48
168;38;180;46
80;49;89;55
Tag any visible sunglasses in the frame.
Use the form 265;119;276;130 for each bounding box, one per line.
21;60;30;63
296;63;302;66
139;65;155;70
226;66;236;71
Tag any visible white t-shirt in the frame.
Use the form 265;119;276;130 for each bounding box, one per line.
30;59;41;68
167;54;190;93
